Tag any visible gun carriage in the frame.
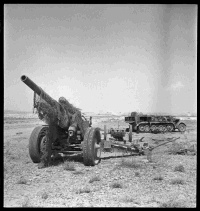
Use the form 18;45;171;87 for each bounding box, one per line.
21;75;101;167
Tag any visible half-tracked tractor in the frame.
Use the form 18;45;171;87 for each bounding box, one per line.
125;112;186;133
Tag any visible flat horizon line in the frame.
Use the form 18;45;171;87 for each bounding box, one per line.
4;109;197;117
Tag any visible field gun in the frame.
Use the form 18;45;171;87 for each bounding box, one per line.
21;75;101;167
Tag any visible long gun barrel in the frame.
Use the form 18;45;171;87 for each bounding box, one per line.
21;75;88;134
21;75;57;107
21;75;68;128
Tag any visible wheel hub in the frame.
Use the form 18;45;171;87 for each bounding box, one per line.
179;124;186;132
94;139;101;164
40;136;47;155
139;125;145;132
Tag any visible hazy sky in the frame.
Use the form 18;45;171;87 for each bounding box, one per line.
4;4;197;114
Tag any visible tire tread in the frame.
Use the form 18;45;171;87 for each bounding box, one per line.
29;126;48;163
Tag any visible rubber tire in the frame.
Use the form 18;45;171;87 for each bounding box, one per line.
29;126;49;163
83;127;101;166
178;123;186;132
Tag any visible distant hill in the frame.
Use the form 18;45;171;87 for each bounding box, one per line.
4;110;32;114
4;109;196;117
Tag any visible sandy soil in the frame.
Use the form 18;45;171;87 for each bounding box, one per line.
4;116;197;207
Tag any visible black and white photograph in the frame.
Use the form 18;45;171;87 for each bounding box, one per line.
4;4;197;207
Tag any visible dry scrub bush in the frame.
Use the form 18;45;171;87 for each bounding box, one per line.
187;144;197;155
63;162;76;171
119;159;143;169
21;198;31;207
153;175;164;181
167;142;187;155
109;165;120;173
76;187;91;194
41;192;48;200
174;164;185;172
170;178;185;185
73;170;84;175
122;196;139;203
17;177;28;185
160;199;186;208
110;182;123;189
135;171;140;177
168;140;197;156
89;175;101;183
124;197;134;203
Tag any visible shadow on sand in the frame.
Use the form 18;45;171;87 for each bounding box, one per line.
50;151;139;167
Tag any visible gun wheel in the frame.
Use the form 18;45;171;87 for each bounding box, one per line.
83;127;101;166
29;126;49;163
40;136;48;155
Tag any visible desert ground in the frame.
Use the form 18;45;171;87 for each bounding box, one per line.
4;112;197;207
